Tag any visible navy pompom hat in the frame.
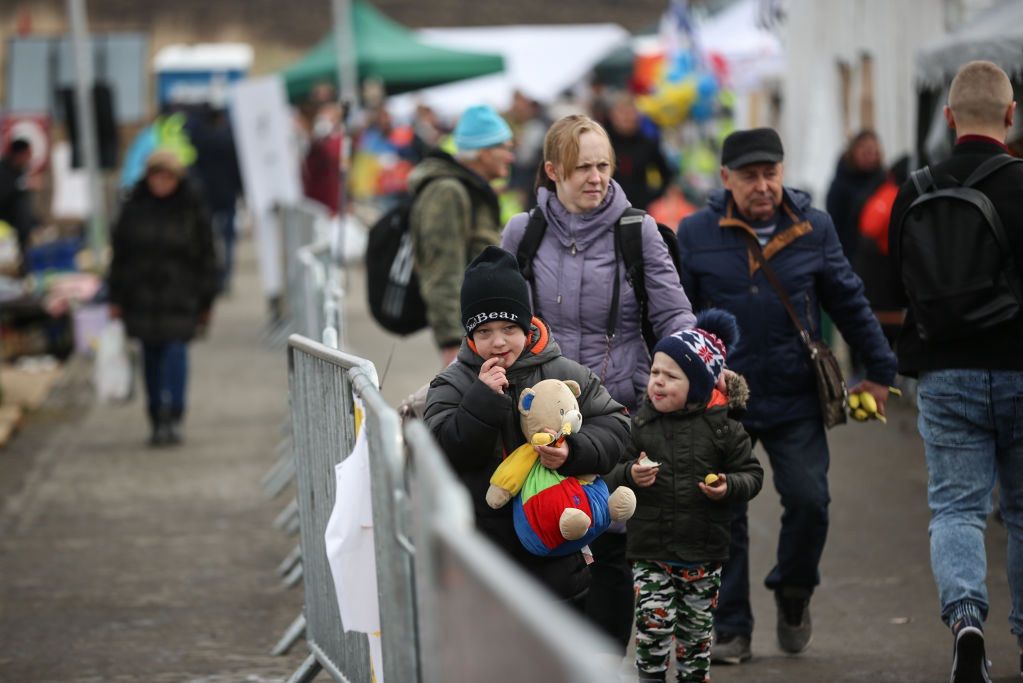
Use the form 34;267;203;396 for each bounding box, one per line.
652;309;740;405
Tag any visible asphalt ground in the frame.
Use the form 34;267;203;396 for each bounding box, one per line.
0;238;308;682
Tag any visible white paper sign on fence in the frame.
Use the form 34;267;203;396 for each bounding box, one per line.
324;411;383;681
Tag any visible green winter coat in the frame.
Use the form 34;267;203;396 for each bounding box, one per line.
409;150;503;349
608;380;763;564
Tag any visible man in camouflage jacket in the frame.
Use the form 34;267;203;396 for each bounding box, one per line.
409;105;515;367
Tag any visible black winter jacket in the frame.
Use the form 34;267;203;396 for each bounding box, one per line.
826;158;885;260
607;386;762;564
108;179;218;343
889;137;1023;375
424;317;630;600
607;127;671;211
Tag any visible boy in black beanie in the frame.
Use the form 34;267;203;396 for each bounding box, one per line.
607;309;764;683
424;246;631;606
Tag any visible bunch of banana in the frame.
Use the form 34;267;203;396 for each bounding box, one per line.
848;386;902;424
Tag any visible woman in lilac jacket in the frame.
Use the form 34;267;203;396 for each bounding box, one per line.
502;114;695;411
501;114;695;651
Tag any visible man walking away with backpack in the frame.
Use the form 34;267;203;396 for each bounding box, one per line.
889;60;1023;683
410;105;514;368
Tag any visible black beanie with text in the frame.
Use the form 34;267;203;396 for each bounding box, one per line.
460;246;532;336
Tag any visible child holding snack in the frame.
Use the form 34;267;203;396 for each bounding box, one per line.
608;310;763;682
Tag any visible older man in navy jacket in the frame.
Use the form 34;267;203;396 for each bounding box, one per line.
678;128;897;663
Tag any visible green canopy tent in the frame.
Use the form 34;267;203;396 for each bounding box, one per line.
282;0;505;101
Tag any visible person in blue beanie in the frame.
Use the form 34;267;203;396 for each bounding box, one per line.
408;104;515;368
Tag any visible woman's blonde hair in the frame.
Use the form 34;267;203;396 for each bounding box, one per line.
534;114;616;192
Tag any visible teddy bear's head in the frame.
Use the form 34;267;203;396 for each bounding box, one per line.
517;379;583;443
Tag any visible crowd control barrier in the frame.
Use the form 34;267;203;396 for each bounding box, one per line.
266;200;348;659
285;334;620;683
286;335;413;683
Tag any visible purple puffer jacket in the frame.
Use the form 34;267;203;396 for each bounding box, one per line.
502;180;696;411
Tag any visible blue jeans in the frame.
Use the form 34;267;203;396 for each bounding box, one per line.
918;369;1023;640
715;417;831;637
142;342;188;419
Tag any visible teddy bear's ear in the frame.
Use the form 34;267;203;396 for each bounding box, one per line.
564;380;582;398
518;388;536;416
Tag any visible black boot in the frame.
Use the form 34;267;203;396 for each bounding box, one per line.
148;411;170;447
166;408;184;446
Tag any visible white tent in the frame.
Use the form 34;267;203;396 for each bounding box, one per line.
915;0;1023;89
387;24;630;121
914;0;1023;162
699;0;784;92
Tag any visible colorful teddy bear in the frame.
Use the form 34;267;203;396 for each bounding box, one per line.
486;378;636;557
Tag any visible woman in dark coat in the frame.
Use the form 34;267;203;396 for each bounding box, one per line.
826;130;885;260
108;149;218;446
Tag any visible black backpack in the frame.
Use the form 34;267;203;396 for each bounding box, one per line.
366;178;476;335
515;207;682;352
366;194;428;335
895;154;1023;342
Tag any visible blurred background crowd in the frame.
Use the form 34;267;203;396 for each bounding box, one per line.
0;0;1021;414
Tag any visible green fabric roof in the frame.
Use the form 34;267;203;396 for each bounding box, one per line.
282;0;505;101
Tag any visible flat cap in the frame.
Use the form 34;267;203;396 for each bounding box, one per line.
721;127;784;169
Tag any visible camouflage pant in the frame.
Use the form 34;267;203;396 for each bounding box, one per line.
633;560;723;683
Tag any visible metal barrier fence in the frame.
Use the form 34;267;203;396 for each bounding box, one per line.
265;200;347;661
408;419;620;683
286;334;620;683
287;335;416;683
269;199;620;681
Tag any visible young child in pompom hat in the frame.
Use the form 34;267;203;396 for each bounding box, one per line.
606;309;764;683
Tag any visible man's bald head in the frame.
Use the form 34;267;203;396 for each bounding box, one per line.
947;60;1014;129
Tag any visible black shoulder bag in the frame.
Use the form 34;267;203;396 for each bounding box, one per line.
738;231;847;428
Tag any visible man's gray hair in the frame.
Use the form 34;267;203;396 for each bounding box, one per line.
455;149;481;163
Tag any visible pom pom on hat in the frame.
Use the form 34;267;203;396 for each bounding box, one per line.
652;309;740;406
453;105;513;151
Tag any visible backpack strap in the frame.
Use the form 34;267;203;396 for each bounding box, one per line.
910;166;935;195
515;208;550;315
614;207;658;351
963;153;1023;188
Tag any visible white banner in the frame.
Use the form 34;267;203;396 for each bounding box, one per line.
229;75;301;297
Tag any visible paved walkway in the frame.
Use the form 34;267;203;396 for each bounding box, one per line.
0;239;308;682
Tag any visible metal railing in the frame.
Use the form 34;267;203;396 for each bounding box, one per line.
270;199;620;682
408;419;620;683
266;200;346;660
287;335;415;683
285;334;619;683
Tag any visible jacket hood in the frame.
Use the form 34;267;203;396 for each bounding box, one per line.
408;149;492;196
535;179;632;251
707;186;812;219
633;371;750;426
455;316;562;373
